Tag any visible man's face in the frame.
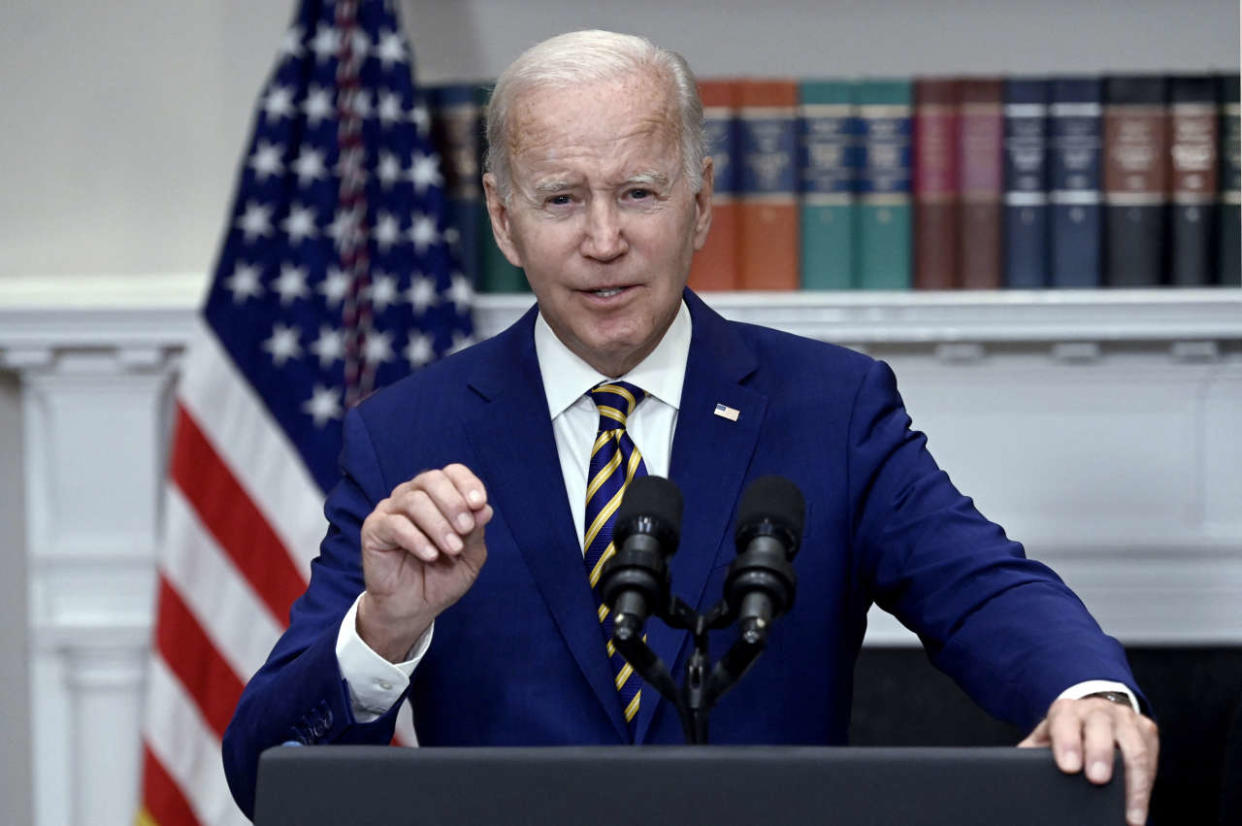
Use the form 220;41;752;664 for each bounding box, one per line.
483;69;713;378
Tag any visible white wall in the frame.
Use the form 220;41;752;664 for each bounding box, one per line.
0;0;1236;279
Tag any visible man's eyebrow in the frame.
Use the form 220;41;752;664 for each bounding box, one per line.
624;171;671;188
532;179;577;194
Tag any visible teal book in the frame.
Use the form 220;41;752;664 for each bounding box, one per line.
427;84;483;291
798;80;856;289
474;85;528;293
855;79;913;290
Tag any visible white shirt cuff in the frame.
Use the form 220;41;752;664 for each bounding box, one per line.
1057;680;1140;713
335;593;433;722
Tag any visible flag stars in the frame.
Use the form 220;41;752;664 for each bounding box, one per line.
303;86;334;126
224;261;263;303
236;201;274;241
374;30;406;68
409;213;439;252
348;29;371;62
303;384;343;427
406;275;438;312
291;147;327;186
273;263;310;304
408;152;443;194
319;267;352;306
404;333;434;368
281;203;319;244
368;272;399;310
263;322;302;366
376;151;403;188
446;273;473;313
249;140;284;180
309;25;339;63
377;90;404;126
309;326;345;367
372;212;401;251
262;85;297;120
409;103;430;136
364;330;395;365
278;26;304;59
327;208;362;251
350;89;372;120
448;331;474;355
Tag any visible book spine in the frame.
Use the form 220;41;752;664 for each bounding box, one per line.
1103;75;1170;287
798;80;856;290
736;80;800;290
689;80;740;291
1003;78;1050;288
1169;75;1219;286
427;84;483;290
1049;77;1103;288
474;85;528;293
914;78;960;289
958;78;1005;289
1218;73;1241;285
855;80;913;290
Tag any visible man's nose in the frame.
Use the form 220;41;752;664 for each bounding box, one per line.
580;199;627;261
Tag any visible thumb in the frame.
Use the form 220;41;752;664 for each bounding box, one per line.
1018;719;1050;748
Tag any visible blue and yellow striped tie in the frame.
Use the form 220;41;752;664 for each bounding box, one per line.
584;381;648;734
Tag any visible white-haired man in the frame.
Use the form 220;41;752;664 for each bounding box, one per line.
224;30;1157;825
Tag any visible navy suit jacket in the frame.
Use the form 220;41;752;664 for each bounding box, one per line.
223;290;1138;817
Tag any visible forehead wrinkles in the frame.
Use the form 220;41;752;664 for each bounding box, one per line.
506;72;682;171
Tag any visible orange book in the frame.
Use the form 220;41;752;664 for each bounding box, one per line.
689;80;740;291
735;79;800;290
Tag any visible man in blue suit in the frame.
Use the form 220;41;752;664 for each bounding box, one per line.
223;29;1158;824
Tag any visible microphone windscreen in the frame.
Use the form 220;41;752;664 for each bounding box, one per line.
616;475;684;537
737;475;805;539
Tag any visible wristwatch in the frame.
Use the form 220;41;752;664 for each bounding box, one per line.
1084;690;1134;708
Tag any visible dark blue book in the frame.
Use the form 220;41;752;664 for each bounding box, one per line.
1049;77;1103;288
1169;75;1219;287
1003;78;1050;288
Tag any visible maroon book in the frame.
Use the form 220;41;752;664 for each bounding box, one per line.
958;78;1005;289
914;78;960;289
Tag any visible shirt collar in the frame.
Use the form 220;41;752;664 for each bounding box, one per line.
534;300;692;419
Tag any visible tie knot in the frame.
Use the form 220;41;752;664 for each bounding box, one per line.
589;381;646;429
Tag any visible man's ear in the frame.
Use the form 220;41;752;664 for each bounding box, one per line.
692;155;714;251
482;172;524;268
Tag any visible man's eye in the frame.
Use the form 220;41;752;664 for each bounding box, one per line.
546;194;573;206
627;188;652;200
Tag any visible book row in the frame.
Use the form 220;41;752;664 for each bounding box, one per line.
426;74;1241;293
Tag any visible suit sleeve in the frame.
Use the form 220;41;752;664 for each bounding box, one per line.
846;359;1143;731
221;407;405;820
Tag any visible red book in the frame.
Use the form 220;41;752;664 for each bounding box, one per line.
689;80;741;291
736;79;800;290
958;78;1005;289
914;78;960;289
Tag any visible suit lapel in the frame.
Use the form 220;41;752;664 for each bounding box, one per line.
465;309;629;741
635;291;766;743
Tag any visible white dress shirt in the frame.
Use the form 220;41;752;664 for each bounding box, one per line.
332;299;1135;724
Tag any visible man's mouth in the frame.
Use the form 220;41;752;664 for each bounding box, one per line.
591;287;624;298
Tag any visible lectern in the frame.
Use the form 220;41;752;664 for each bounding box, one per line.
253;745;1124;826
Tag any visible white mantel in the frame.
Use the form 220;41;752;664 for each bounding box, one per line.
2;274;1241;826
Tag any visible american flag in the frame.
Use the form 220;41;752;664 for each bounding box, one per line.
138;1;472;823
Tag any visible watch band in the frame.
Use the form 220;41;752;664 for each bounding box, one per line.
1084;690;1134;708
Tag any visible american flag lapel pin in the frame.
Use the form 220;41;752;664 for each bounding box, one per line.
714;403;740;422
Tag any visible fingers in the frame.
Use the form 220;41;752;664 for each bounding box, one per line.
1117;714;1159;826
364;464;490;561
1027;698;1158;826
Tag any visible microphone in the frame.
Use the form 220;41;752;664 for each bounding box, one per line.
599;476;683;643
725;476;805;645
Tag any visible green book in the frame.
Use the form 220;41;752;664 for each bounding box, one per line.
798;80;855;289
855;79;913;290
474;84;529;293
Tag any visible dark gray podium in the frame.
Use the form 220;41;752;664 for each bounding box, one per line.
254;745;1124;826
